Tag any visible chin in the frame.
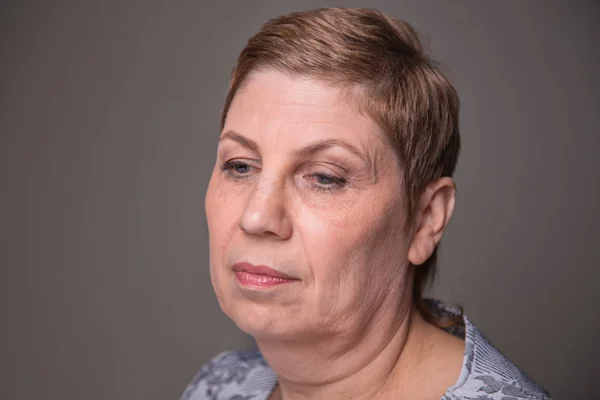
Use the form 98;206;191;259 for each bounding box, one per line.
221;294;308;340
212;271;304;337
229;297;286;336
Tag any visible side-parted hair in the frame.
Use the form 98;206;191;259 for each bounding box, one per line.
221;8;462;327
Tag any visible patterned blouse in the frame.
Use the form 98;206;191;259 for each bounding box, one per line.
180;300;551;399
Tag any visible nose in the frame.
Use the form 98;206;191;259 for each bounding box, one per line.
239;177;293;240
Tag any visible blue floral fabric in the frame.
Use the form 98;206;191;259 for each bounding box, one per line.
181;301;551;399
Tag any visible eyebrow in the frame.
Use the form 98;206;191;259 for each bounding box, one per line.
219;130;260;153
292;138;367;164
219;130;369;166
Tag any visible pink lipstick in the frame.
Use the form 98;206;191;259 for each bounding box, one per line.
232;262;297;288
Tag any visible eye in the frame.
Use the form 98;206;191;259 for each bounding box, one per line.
220;159;258;180
315;174;337;185
307;173;347;190
232;162;251;174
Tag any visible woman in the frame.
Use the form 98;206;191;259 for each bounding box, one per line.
182;8;551;400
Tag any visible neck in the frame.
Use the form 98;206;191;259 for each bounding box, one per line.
257;298;431;400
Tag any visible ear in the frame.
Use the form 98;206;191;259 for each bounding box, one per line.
408;177;456;266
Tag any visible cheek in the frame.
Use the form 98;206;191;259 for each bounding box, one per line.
296;191;409;303
298;194;386;258
205;170;246;234
297;213;389;332
206;174;242;313
296;204;378;297
205;172;245;272
205;169;221;224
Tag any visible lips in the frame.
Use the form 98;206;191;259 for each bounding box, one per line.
232;262;298;287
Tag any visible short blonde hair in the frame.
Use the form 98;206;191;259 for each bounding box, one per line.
221;8;462;327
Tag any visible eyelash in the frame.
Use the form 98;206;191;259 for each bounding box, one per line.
219;160;347;192
220;160;256;180
307;173;347;192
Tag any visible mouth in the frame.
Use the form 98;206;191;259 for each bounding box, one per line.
232;262;298;288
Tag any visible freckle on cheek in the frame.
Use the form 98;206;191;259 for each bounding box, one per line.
215;185;233;202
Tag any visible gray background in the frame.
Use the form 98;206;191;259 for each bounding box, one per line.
1;1;598;399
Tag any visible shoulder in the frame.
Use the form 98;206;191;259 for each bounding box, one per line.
423;299;552;399
446;318;552;399
180;350;277;400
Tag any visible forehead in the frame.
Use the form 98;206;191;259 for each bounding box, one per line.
224;70;387;150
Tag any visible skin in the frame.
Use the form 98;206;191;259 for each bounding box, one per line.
205;69;464;399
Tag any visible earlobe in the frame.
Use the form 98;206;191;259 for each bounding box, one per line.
408;235;435;265
407;177;456;265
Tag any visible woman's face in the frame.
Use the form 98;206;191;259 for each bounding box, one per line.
206;70;413;340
